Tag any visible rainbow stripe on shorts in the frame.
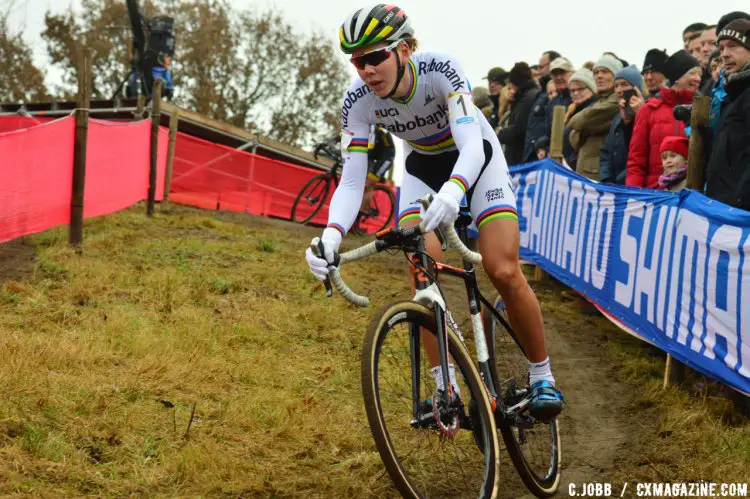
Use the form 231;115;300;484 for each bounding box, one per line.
397;207;421;226
476;205;518;229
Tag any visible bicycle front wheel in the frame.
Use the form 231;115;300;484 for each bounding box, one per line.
290;174;331;224
362;301;500;499
483;296;562;497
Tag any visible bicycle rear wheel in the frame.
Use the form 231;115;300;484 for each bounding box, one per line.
351;184;396;236
362;301;500;499
483;296;561;497
290;174;331;224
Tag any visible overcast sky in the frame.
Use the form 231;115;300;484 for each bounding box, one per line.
6;0;748;183
9;0;748;87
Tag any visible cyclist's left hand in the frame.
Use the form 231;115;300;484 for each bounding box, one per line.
422;192;460;233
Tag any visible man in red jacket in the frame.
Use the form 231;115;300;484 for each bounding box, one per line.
625;50;701;188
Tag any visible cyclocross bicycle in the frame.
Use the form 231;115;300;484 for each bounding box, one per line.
290;140;396;236
313;195;562;498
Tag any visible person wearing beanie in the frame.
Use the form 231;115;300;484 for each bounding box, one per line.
497;62;540;166
705;19;750;210
717;11;750;34
600;66;645;184
664;50;702;91
566;59;621;180
683;22;708;49
642;48;669;96
627;50;698;188
559;68;597;169
657;136;690;191
522;55;572;163
593;54;624;96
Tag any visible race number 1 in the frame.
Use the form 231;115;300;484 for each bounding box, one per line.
447;91;479;126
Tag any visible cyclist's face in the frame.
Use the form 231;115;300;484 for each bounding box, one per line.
352;41;406;97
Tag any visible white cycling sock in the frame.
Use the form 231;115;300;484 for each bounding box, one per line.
528;357;555;386
431;364;461;397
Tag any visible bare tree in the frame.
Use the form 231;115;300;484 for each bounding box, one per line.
41;0;349;147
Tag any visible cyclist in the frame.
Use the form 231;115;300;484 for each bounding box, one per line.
304;4;564;420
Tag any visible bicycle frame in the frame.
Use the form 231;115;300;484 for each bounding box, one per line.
407;213;525;426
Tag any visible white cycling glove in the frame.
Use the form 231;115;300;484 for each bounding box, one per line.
304;227;343;281
421;182;464;233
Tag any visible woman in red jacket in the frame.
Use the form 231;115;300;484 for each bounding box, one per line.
625;50;701;188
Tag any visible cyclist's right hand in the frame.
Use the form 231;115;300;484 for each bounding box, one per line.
304;228;342;280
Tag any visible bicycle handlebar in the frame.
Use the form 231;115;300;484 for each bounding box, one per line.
328;196;482;307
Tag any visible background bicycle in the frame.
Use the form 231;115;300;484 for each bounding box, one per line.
290;130;396;236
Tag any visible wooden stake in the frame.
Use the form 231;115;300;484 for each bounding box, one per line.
69;49;91;247
162;109;179;209
663;354;684;389
136;95;146;117
686;96;711;192
549;105;566;164
147;79;162;217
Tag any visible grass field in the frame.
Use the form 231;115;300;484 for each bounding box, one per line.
0;204;748;497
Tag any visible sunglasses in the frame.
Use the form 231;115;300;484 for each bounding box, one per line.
350;40;401;70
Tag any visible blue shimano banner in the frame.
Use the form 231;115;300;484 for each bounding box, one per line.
509;159;750;395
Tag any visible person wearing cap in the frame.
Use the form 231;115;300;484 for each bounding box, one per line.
626;50;700;188
600;66;645;184
561;68;597;169
523;56;572;163
705;19;750;210
565;55;623;180
483;67;508;128
546;57;575;141
538;50;562;77
484;67;508;95
642;49;669;96
497;62;540;165
657;136;690;191
683;22;708;49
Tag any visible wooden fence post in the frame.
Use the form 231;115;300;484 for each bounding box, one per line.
136;95;147;117
162;109;179;210
549;105;566;164
69;49;91;247
147;79;162;217
663;96;710;388
686;96;711;191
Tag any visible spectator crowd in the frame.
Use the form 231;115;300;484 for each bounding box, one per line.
472;11;750;211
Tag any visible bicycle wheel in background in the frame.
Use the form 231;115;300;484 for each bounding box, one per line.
483;296;562;497
350;184;396;236
290;174;331;224
362;301;500;499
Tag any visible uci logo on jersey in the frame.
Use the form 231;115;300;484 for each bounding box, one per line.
375;108;400;119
